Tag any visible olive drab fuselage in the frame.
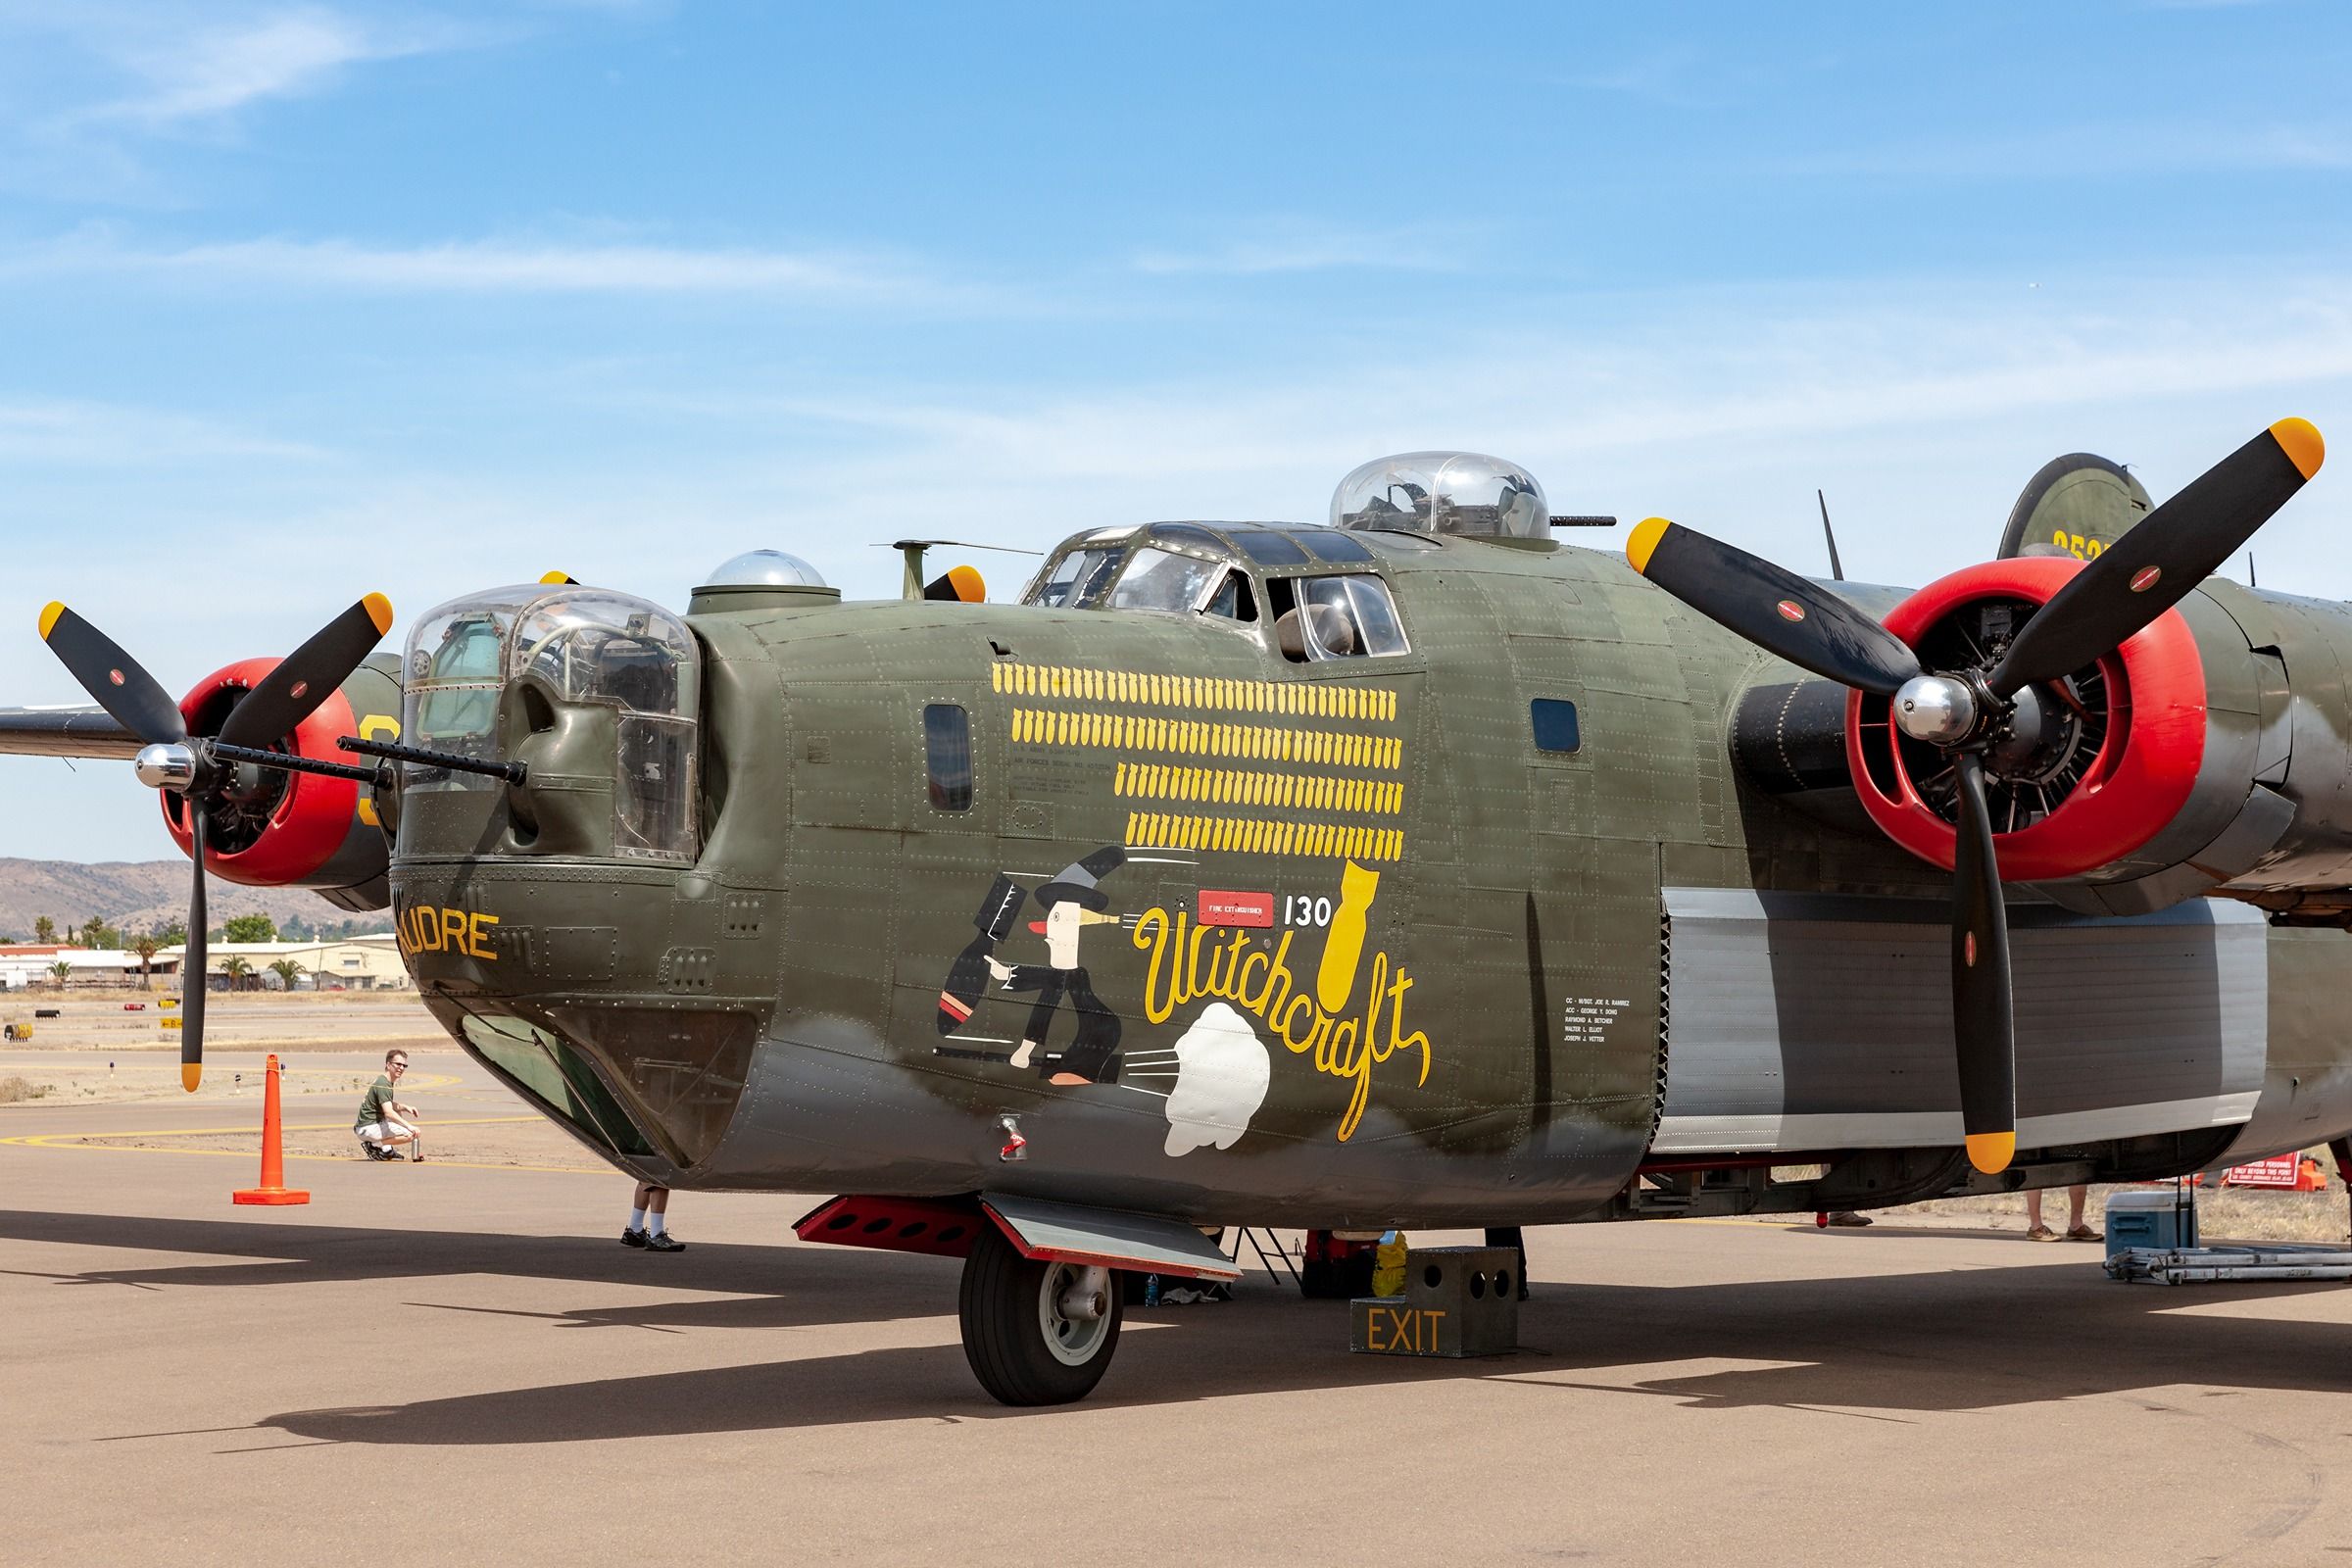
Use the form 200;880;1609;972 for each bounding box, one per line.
385;529;2352;1229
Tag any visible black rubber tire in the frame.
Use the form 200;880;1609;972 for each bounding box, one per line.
958;1228;1123;1406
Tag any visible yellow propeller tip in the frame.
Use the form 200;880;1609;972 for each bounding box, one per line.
539;570;575;586
362;592;395;636
1626;516;1673;575
1964;1130;2015;1175
180;1063;202;1093
36;601;66;640
2271;417;2325;481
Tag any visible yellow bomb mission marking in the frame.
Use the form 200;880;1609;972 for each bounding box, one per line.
397;903;500;960
1132;859;1428;1142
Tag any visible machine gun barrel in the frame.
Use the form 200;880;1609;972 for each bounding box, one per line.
337;735;528;785
208;740;383;785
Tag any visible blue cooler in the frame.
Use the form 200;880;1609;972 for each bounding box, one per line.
2104;1189;2198;1258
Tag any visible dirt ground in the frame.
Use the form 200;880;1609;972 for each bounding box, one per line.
1876;1182;2351;1244
0;988;442;1056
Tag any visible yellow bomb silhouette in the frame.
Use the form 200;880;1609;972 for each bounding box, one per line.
1315;859;1381;1013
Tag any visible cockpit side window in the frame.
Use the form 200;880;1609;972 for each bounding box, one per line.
1339;575;1407;654
1203;570;1256;622
1269;573;1408;663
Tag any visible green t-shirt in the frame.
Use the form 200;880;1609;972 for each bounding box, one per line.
356;1075;396;1132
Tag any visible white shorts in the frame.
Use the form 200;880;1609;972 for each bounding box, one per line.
359;1118;416;1143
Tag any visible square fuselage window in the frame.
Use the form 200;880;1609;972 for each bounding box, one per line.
1530;698;1581;754
924;703;974;810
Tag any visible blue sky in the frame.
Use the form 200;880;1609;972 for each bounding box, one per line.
3;0;2350;858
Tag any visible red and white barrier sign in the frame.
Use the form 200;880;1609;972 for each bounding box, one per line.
2222;1155;2328;1191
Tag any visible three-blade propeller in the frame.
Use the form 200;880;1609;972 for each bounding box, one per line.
35;595;396;1091
1629;418;2323;1173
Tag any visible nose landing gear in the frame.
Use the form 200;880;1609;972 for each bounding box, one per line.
957;1228;1124;1405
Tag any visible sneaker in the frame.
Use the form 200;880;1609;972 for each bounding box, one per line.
1826;1211;1874;1228
644;1231;686;1252
620;1228;649;1249
362;1141;392;1160
2026;1224;2060;1242
2065;1225;2103;1243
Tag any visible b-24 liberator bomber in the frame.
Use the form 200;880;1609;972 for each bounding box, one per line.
3;420;2343;1405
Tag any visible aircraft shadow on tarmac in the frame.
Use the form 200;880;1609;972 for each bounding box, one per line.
11;1209;2352;1442
0;1207;944;1333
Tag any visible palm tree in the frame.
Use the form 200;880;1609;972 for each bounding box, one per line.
267;957;305;993
131;934;161;989
220;955;254;992
47;960;72;989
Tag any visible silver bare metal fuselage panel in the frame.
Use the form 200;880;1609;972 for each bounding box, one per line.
1652;889;2266;1155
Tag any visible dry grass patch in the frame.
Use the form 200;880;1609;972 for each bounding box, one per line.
1888;1180;2351;1245
0;1074;53;1102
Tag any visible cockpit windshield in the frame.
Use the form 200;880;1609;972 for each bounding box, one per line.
1029;542;1129;608
1104;547;1225;612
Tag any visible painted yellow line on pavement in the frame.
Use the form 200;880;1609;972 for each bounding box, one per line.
1;1115;541;1143
0;1115;610;1176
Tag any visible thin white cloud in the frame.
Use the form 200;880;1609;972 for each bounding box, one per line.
635;277;2352;487
1775;122;2352;179
0;397;326;465
1;5;481;132
0;231;976;303
72;9;454;127
1134;225;1461;277
1552;46;1709;108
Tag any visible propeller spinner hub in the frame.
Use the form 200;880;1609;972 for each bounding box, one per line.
1892;674;1979;746
132;742;198;793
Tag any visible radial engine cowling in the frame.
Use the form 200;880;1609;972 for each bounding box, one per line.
159;656;401;910
1844;556;2289;916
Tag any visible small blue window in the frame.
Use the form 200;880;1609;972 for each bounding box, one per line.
1531;699;1580;754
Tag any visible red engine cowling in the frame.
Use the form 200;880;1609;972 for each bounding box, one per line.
160;657;392;904
1844;556;2211;882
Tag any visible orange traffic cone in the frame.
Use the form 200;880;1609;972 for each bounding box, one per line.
233;1053;310;1206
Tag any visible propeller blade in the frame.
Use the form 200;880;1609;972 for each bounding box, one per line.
182;801;207;1093
36;604;186;745
1627;517;1922;696
1987;418;2323;697
1950;752;2015;1175
217;594;394;751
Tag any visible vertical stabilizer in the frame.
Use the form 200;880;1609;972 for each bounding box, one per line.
1996;453;2152;561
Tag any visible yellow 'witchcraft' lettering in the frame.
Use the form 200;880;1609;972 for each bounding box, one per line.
1133;861;1430;1142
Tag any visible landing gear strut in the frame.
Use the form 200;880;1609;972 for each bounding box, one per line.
957;1227;1124;1405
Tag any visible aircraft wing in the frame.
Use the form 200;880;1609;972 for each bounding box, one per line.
0;705;142;760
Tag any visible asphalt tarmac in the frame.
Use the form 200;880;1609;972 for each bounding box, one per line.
7;1048;2352;1565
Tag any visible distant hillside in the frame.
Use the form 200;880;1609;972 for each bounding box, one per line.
0;859;380;941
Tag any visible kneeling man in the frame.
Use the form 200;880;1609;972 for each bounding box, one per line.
356;1049;423;1162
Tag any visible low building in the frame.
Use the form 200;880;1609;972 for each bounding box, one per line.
0;944;180;990
164;935;408;991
